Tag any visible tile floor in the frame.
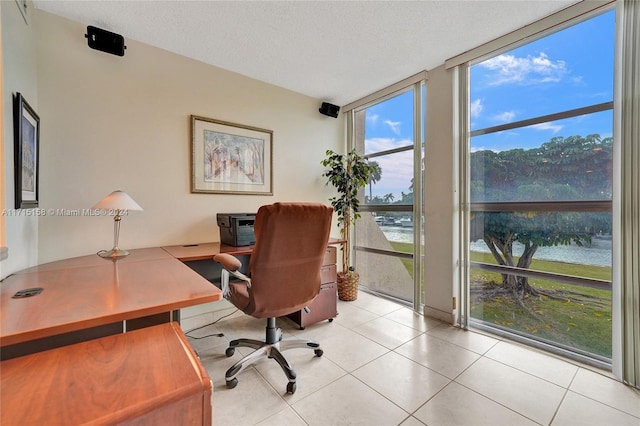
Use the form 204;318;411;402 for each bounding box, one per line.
184;292;640;426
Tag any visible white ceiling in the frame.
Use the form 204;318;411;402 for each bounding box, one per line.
33;0;578;107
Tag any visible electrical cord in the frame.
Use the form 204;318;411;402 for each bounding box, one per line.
184;308;239;339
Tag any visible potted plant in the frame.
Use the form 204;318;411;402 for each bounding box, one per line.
321;149;374;301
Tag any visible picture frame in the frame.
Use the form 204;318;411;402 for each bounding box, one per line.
13;93;40;209
191;115;273;195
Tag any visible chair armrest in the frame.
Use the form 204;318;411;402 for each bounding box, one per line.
213;253;251;291
213;253;242;271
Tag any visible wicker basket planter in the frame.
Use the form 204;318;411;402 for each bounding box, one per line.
337;271;359;301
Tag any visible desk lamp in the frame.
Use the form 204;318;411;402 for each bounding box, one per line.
93;190;143;258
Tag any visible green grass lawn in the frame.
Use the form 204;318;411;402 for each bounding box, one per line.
470;252;612;358
389;241;413;276
387;242;612;358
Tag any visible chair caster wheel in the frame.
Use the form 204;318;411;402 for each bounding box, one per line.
225;347;235;357
314;349;323;357
286;382;296;394
226;378;238;389
328;318;334;322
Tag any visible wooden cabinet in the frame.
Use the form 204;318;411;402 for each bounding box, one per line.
1;322;212;426
287;245;338;329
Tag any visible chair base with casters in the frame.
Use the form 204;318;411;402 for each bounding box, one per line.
224;317;323;394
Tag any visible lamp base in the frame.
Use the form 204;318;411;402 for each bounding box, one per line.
97;248;130;259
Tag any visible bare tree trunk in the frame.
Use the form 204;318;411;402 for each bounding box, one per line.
483;236;539;298
484;234;511;287
342;212;350;274
515;242;539;295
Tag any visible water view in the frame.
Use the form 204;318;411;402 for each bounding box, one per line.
470;237;612;267
380;225;612;267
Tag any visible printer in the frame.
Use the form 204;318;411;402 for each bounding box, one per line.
217;213;256;246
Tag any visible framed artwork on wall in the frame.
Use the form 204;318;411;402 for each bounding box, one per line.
13;93;40;209
191;115;273;195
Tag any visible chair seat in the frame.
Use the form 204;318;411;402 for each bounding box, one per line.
227;281;250;313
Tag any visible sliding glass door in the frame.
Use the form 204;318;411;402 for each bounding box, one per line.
351;83;425;310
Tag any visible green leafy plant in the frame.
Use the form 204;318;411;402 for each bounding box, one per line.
321;149;374;275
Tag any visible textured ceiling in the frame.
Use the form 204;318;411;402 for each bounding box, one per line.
33;0;578;106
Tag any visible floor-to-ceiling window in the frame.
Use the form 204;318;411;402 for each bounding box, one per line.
465;8;615;364
349;82;425;310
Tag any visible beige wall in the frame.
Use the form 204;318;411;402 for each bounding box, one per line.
423;64;457;322
1;0;39;278
34;11;343;264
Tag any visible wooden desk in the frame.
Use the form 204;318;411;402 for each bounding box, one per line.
1;322;212;426
1;247;222;357
163;242;253;262
162;238;344;262
13;246;174;273
1;246;222;424
0;239;342;423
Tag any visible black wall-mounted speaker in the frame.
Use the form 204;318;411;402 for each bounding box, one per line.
319;102;340;118
85;26;126;57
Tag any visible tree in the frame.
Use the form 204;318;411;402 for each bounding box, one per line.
470;135;613;299
367;161;382;202
399;191;413;204
470;210;610;298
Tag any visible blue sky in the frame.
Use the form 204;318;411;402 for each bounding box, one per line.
470;9;615;151
363;9;615;201
363;90;417;202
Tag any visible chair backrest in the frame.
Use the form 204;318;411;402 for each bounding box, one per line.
245;202;333;318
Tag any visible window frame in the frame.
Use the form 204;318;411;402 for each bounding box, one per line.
460;4;617;368
347;80;426;311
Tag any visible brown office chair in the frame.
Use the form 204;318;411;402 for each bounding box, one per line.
213;202;333;394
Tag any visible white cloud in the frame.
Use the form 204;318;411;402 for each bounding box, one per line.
365;137;413;153
529;122;563;133
493;111;516;123
384;120;401;135
479;52;568;86
470;99;483;118
367;113;379;124
367;148;414;196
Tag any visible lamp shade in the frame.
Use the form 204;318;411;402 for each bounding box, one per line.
92;190;143;211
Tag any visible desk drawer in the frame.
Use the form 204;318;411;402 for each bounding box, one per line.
287;282;337;329
285;245;338;329
320;264;336;284
323;246;337;265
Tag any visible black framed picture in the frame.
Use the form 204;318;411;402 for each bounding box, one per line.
14;93;40;209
